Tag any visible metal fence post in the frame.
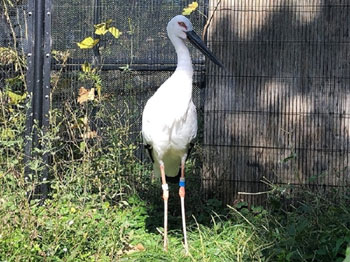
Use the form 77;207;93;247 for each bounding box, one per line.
25;0;52;202
40;0;52;201
24;0;35;194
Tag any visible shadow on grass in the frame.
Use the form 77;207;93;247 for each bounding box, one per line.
136;176;350;261
139;177;230;234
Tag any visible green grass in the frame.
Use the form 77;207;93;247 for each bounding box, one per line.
1;180;350;261
1;79;350;262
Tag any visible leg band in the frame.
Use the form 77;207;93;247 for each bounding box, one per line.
179;177;185;187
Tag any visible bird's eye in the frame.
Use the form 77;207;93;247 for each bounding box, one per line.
178;22;188;30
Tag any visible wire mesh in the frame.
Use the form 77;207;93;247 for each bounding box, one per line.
0;2;28;92
51;0;208;66
2;0;349;205
49;0;209;200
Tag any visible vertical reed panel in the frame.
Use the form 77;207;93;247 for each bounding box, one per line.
204;0;350;205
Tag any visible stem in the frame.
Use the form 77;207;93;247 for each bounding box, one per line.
0;92;9;168
202;0;222;40
2;0;27;89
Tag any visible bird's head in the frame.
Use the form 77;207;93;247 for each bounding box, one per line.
167;15;193;40
167;15;224;69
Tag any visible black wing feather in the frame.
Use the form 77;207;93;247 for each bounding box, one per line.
144;144;154;163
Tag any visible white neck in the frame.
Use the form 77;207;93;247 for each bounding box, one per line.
169;35;194;76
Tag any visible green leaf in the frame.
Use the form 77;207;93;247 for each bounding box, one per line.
182;1;198;16
6;90;26;105
282;152;297;163
334;237;345;254
316;248;327;255
95;83;101;99
251;206;264;213
287;224;296;236
80;141;86;152
102;202;110;209
1;128;15;140
77;37;99;49
108;27;122;39
286;251;297;260
344;246;350;262
5;76;23;89
235;201;248;209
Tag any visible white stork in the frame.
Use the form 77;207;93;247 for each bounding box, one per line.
142;15;224;253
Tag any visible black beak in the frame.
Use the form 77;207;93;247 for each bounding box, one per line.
186;30;224;69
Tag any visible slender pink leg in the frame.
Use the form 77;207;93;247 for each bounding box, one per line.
160;163;169;251
179;157;189;255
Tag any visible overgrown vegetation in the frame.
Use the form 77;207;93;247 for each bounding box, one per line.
1;1;350;261
1;67;350;261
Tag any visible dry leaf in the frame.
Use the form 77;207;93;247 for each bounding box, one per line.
7;90;27;105
116;243;145;256
94;19;113;35
135;243;145;251
182;1;198;15
95;25;108;35
81;116;88;126
81;131;97;139
70;117;87;129
81;62;92;73
77;37;99;49
108;27;122;38
0;47;17;65
77;87;95;104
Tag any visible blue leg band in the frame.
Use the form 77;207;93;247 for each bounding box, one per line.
179;177;185;187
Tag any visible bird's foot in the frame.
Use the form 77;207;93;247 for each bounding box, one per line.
163;240;168;252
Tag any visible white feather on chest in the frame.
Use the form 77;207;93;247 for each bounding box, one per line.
142;69;197;162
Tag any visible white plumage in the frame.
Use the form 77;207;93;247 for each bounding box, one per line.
142;15;198;179
141;15;223;254
142;62;197;178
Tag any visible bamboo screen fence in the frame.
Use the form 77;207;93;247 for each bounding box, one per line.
203;0;350;205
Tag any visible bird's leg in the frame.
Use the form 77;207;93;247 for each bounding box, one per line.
179;156;189;255
160;163;169;251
